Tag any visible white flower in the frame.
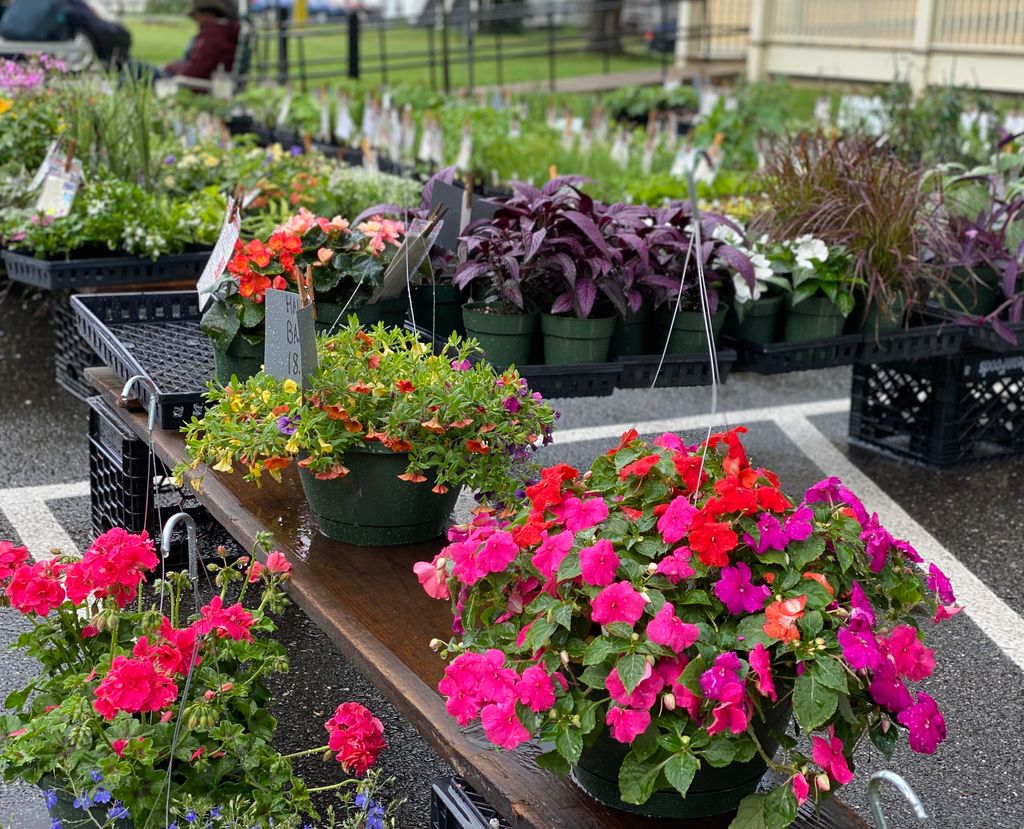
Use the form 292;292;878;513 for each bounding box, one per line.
794;236;828;269
733;272;763;303
711;220;744;247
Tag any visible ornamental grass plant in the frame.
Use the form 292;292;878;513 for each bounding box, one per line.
0;531;399;829
182;322;557;502
416;428;958;827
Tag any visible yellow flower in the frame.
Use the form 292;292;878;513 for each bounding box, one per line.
270;143;284;162
318;438;333;452
229;397;244;413
202;153;218;167
163;175;176;189
261;390;272;403
0;98;12;116
248;463;262;480
282;378;299;395
213;456;234;473
284;438;299;454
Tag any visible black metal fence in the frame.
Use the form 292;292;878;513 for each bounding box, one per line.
248;0;747;93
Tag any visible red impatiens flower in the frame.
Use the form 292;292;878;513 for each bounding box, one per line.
620;454;660;480
687;512;738;567
763;595;807;643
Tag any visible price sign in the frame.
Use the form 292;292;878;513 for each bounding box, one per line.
264;288;318;389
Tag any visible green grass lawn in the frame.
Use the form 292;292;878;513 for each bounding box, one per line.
126;16;666;90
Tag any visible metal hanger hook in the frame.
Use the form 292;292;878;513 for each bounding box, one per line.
161;512;199;583
867;771;928;829
120;374;159;432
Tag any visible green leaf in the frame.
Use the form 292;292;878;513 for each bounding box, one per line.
758;551;788;566
583;637;620;666
792;674;838;732
735;614;772;650
557;552;582;581
635;537;667;560
555;728;583;764
553;603;574;630
679;589;712;606
536;748;570;775
524;619;557;652
239;299;265;328
632;723;660;761
834;541;855;572
788;536;826;568
797;610;823;639
4;688;29;711
811;657;849;692
678;655;705;694
870;722;899;759
526;595;561;615
728;794;767;829
199;299;240;351
618;752;662;805
616;653;648;694
664;753;700;798
835;291;856;318
702;735;741;767
798;581;834;610
578;665;609;689
763;785;799;829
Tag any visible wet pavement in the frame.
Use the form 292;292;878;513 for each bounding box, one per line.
1;283;1023;829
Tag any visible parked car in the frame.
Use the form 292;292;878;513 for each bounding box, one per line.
0;0;131;70
250;0;381;23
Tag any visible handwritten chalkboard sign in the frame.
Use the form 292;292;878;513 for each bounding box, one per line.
264;288;318;389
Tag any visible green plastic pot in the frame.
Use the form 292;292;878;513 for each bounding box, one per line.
572;697;792;818
727;293;784;345
651;303;727;354
608;306;651;358
783;294;845;342
541;313;617;365
315;295;406;335
213;333;263;386
936;266;1001;316
411;284;465;340
462;302;537;367
298;445;461;545
852;293;907;335
39;776;133;829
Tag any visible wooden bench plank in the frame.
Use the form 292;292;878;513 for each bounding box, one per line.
86;367;868;829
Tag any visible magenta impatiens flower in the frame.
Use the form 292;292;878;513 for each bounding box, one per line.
530;530;574;579
645;602;700;653
714;562;770;614
700;651;743;700
477;531;519;574
559;496;608;533
784;506;814;542
882;626;935;682
657;496;698;544
606;706;651;743
848;580;876;629
591;581;647;626
927;563;956;605
605;663;662;709
868;664;913;712
655;547;695;584
751;513;789;553
812;728;854;785
897;691;946;754
748;642;777;701
706;681;749;735
791;773;810;806
579;539;620;586
480;700;530;750
860;513;894;573
516;665;556;713
838;626;882;671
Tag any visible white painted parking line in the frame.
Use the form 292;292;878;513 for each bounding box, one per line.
554;398;850;445
0;481;89;559
783;414;1024;673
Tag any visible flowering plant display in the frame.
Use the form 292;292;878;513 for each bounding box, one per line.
709;220;790;320
0;531;398;829
181;321;557;502
761;236;860;318
416;428;957;827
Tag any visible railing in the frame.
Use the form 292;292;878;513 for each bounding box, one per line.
932;0;1024;48
766;0;916;45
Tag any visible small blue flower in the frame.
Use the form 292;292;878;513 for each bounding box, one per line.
354;793;367;809
89;770;103;783
185;810;198;823
44;790;58;810
107;802;129;821
50;819;62;829
92;789;112;805
168;822;178;829
72;797;88;811
210;807;222;820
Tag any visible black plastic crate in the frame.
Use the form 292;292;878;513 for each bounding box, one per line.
1;249;210;291
856;321;963;364
518;362;621;398
431;777;511;829
54;291;102;400
961;318;1024;353
72;292;215;430
728;333;863;374
617;348;736;388
849;352;1024;467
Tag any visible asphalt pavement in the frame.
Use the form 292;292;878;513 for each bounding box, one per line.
1;283;1022;829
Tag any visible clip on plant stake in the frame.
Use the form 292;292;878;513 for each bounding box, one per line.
197;187;244;312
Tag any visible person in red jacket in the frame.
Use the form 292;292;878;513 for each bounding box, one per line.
164;0;240;81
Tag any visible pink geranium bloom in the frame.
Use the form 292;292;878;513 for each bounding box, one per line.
657;496;698;544
530;530;574;579
516;665;556;713
481;700;530;750
748;643;777;701
868;663;913;712
655;547;695;584
591;581;647;626
646;602;700;653
714;561;771;614
700;651;743;700
579;539;620;586
605;706;651;743
897;691;946;754
707;682;749;735
882;626;935;681
265;550;291;574
811;728;854;785
605;663;663;710
838;626;882;671
560;496;608;533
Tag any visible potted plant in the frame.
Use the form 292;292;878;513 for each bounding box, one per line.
415;428;957;824
0;531;400;828
601;202;657;358
637;206;755;354
180;322;557;545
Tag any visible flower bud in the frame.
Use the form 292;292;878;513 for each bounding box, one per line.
204;690;216;701
548;709;558;720
814;637;825;645
436;557;447;569
662;693;676;711
640;592;651;603
816;773;831;793
582;471;592;480
546;610;554;624
880;717;891;733
559;650;570;665
220;683;233;693
647;562;658;574
429;638;444;651
630;633;640;642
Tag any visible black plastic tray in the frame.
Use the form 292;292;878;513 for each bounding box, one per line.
961;318;1024;353
616;349;736;388
517;362;621;398
856;321;963;363
1;249;211;291
431;777;511;829
70;291;214;430
728;333;864;374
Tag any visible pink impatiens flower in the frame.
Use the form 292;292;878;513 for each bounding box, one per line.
707;681;749;735
605;663;663;710
530;530;574;579
714;562;770;614
645;602;699;653
848;581;876;629
748;643;777;701
605;706;651;743
655;547;696;584
480;700;530;750
838;626;882;671
413;552;449;600
860;513;894;573
657;496;698;544
559;496;608;533
700;651;743;700
791;773;810;806
579;539;620;586
811;728;854;785
897;691;946;754
516;665;556;713
591;581;647;626
868;664;913;712
882;626;935;682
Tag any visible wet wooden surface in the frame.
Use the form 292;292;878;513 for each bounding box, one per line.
87;367;868;829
